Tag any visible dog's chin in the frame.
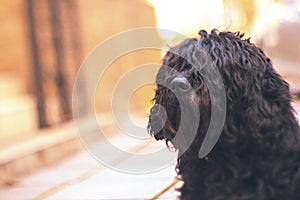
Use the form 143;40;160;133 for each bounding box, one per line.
151;126;175;141
152;130;165;141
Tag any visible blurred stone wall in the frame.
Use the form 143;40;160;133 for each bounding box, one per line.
78;0;160;115
0;0;160;133
0;0;29;89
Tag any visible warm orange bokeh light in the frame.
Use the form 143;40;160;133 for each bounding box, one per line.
148;0;224;40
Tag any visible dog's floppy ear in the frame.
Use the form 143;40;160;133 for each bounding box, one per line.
262;69;291;102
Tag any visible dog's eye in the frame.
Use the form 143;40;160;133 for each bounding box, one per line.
171;77;190;92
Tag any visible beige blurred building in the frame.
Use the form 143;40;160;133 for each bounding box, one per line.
0;0;160;142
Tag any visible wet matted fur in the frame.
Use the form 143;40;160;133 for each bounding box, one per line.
148;29;300;199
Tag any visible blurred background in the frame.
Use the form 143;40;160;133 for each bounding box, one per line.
1;0;300;197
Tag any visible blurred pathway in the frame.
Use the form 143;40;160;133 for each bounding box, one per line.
0;130;178;200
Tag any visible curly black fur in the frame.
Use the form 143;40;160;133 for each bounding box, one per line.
148;29;300;199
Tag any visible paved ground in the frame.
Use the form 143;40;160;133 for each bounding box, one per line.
0;131;178;200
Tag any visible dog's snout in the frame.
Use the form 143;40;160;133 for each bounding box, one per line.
171;77;190;92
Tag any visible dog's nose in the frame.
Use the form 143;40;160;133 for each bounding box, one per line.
171;77;190;92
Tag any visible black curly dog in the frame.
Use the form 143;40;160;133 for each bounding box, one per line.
148;30;300;199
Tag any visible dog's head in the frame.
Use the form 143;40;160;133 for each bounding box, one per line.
148;29;296;157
